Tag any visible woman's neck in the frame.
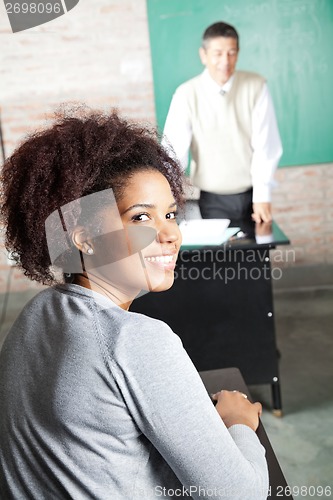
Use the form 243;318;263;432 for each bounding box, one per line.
72;273;132;311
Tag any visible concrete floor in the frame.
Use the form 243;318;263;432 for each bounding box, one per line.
253;286;333;499
0;284;332;499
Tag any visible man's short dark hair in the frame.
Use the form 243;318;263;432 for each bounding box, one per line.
202;22;239;50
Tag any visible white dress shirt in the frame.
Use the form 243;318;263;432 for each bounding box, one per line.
163;69;283;202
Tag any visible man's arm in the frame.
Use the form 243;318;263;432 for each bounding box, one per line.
162;88;192;171
250;84;283;223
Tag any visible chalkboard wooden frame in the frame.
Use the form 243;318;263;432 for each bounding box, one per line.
147;0;333;167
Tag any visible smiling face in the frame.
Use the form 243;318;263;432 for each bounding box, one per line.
118;168;182;291
199;36;239;85
80;169;182;306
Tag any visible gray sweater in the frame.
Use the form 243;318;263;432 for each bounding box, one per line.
0;284;268;499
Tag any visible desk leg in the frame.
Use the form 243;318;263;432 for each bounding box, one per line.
271;377;283;417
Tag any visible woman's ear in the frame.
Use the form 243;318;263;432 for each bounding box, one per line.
72;227;94;255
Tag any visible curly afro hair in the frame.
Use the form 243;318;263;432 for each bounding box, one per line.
1;107;185;285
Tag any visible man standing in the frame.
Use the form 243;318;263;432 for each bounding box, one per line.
163;22;282;223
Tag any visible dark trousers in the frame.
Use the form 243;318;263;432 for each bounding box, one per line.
199;189;253;220
198;189;255;238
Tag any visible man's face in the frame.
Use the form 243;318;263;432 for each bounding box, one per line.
199;36;239;85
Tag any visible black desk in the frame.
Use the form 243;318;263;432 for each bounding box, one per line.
131;220;290;414
199;367;293;500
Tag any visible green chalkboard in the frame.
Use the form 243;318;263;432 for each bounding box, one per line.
147;0;333;166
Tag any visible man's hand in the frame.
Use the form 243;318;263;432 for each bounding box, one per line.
252;202;272;223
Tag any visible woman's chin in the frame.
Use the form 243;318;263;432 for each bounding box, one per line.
147;271;175;293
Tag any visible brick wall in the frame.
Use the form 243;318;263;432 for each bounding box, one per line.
272;163;333;268
1;0;332;293
0;0;155;153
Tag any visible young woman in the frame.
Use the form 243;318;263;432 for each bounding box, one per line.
0;109;268;499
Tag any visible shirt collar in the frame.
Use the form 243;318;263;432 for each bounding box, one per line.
202;68;235;94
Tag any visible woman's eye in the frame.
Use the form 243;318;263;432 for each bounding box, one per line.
166;211;178;220
132;213;150;222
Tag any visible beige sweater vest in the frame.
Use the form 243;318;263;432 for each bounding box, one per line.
182;71;265;194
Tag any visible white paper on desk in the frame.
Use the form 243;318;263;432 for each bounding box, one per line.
179;219;233;245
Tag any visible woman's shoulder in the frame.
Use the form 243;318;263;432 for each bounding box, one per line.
103;305;182;360
126;307;178;343
127;307;171;329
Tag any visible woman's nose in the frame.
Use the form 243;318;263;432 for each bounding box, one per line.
156;221;180;244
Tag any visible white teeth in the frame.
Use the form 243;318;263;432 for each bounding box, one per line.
145;255;173;264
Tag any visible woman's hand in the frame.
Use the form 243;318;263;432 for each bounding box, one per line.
212;390;262;431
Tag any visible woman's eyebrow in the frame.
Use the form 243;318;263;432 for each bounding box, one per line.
122;201;177;215
122;203;154;215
